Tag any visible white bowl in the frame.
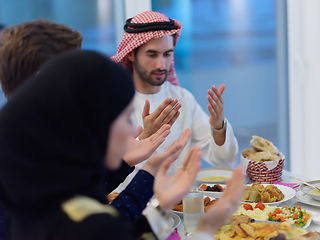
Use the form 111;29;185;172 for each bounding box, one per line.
300;180;320;202
195;168;233;187
312;214;320;226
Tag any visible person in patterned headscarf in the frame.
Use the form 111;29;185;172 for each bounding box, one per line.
111;11;239;192
111;12;181;86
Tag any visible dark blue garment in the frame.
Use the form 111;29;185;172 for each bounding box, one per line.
111;170;154;221
105;160;155;222
105;160;135;194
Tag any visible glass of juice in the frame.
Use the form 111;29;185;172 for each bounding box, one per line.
183;188;204;236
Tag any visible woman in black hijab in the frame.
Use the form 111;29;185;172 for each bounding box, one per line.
0;50;244;240
0;50;201;239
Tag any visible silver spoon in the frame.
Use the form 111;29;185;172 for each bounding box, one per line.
289;176;320;192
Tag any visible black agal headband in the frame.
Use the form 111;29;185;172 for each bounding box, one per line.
124;18;179;33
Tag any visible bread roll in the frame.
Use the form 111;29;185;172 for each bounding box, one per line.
250;135;280;155
241;148;257;158
246;152;281;162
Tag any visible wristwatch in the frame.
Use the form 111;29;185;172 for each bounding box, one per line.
148;197;170;220
211;117;227;133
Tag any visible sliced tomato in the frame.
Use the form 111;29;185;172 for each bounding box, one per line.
255;203;266;211
243;204;253;211
292;213;298;220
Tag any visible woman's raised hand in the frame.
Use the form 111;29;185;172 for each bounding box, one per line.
142;129;192;176
153;147;202;212
123;124;171;167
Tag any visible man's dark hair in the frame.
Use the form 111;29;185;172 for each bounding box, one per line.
0;19;82;98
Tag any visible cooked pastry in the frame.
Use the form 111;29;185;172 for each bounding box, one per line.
250;135;280;155
241;148;257;158
225;215;254;225
293;232;320;240
172;204;183;212
242;184;284;203
242;186;261;203
251;183;265;191
261;185;284;203
203;196;211;206
240;223;257;239
270;232;320;240
220;225;236;237
235;225;248;238
246;152;281;162
204;199;218;212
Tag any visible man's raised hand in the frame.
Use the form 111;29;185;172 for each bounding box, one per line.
139;98;181;140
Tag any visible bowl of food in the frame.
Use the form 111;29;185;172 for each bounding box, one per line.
198;183;225;198
241;136;285;183
195;168;233;186
300;180;320;201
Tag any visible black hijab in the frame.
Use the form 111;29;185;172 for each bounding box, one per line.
0;50;135;218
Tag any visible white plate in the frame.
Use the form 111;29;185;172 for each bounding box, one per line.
239;205;314;229
304;215;312;229
195;168;233;185
255;219;311;229
304;210;316;229
170;212;181;229
200;183;296;205
296;187;320;208
244;184;296;205
198;183;225;198
172;210;183;218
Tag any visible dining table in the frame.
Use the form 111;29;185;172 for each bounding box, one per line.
175;169;320;239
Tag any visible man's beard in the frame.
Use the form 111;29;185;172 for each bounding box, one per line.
133;59;168;87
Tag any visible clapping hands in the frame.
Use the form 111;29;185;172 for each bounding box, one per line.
139;98;181;140
142;129;192;176
153;147;202;212
207;84;225;129
123;125;171;167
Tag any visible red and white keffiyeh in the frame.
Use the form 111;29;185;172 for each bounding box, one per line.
111;11;182;86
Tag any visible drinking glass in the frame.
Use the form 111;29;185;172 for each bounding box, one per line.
183;188;204;236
